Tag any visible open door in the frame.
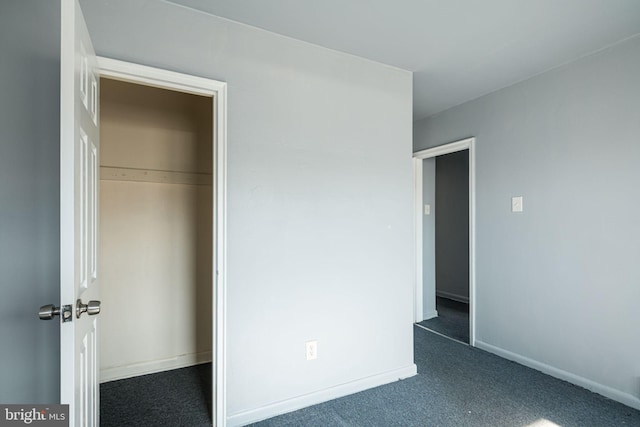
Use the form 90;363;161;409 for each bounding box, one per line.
54;0;101;425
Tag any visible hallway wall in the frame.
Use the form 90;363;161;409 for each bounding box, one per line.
435;150;469;302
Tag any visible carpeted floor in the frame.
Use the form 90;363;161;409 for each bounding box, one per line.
418;296;469;343
101;327;640;427
100;363;211;426
249;327;640;426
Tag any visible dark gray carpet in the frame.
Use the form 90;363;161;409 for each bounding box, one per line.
100;363;211;426
249;327;640;427
418;296;469;344
100;328;640;427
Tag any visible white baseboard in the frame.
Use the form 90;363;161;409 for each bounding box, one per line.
475;340;640;411
436;290;469;304
226;364;418;427
100;351;212;383
421;309;438;321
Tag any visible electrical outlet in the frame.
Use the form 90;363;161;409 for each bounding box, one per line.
305;340;318;361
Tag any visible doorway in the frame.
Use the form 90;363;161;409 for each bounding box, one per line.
413;138;476;346
96;58;227;425
99;76;213;372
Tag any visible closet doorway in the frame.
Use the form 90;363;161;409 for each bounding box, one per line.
99;76;213;377
96;59;227;425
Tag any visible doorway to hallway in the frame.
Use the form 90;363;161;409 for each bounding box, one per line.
413;138;475;346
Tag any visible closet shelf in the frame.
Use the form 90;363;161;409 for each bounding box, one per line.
100;166;212;186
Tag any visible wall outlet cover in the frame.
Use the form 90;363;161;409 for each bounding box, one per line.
305;340;318;361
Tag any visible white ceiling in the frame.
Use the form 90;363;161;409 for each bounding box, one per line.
166;0;640;120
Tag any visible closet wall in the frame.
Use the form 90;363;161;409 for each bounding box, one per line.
99;78;213;382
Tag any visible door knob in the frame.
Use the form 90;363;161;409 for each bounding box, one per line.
39;304;73;322
76;299;101;318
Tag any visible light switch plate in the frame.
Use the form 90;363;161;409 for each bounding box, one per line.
424;204;431;215
511;196;523;213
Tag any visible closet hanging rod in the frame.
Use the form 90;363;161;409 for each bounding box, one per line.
100;166;212;186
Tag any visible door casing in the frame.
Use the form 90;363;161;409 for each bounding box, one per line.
413;137;476;346
97;57;228;426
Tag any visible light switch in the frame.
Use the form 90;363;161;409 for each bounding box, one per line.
511;196;523;213
424;204;431;215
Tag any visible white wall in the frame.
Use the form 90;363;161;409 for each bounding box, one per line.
80;0;415;423
415;35;640;410
99;79;213;381
100;182;212;379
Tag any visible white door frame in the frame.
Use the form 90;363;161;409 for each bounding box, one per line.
413;137;476;346
97;57;228;426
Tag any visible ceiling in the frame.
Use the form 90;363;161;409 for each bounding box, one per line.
165;0;640;120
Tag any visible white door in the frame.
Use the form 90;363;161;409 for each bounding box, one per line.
60;0;101;425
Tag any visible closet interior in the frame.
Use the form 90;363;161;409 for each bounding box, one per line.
98;77;213;382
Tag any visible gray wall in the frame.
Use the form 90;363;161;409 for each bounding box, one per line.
414;35;640;408
0;0;61;403
435;151;469;302
421;158;436;319
79;0;414;421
